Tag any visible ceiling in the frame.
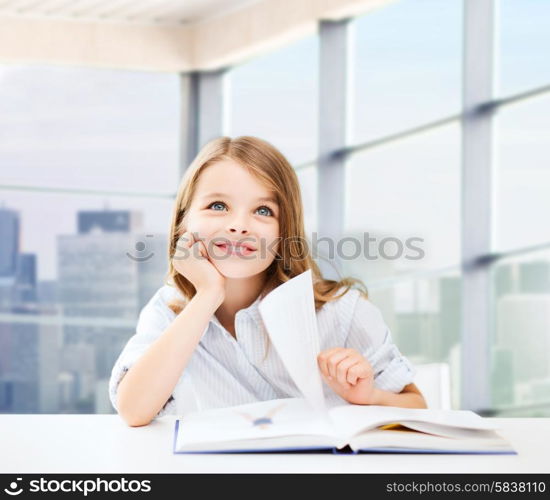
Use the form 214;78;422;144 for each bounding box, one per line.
0;0;261;26
0;0;391;71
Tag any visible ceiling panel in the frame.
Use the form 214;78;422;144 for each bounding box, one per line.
0;0;260;25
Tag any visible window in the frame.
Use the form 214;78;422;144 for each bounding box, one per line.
494;94;550;251
490;248;550;414
227;36;319;166
3;0;549;417
344;124;461;283
350;0;462;144
295;166;318;235
497;0;550;97
0;65;180;193
0;65;179;414
367;270;462;409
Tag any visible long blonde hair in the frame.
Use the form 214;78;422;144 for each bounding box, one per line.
164;136;368;315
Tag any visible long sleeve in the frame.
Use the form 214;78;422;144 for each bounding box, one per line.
344;292;416;393
108;288;177;418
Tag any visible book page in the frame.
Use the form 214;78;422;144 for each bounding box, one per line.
348;428;514;453
175;398;337;451
394;421;502;440
328;404;499;441
258;270;327;412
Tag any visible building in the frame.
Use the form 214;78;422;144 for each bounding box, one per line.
78;210;143;235
0;207;20;278
56;213;168;412
0;304;60;413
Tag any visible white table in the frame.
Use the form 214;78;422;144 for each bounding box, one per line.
1;415;549;474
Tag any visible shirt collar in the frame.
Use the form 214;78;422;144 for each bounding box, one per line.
208;294;263;332
165;284;263;337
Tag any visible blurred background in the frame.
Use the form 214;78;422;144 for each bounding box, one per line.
0;0;548;416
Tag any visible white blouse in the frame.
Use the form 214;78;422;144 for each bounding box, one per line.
109;283;416;418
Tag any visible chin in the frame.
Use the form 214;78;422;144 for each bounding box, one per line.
214;261;272;280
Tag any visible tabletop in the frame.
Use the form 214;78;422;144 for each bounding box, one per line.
1;415;549;474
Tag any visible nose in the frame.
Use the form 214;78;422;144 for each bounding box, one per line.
227;213;249;235
229;226;248;235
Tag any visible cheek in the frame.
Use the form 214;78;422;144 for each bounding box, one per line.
263;226;281;255
184;213;216;236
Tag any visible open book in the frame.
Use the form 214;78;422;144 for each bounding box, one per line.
173;270;515;454
173;397;514;454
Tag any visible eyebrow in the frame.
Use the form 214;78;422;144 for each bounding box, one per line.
201;192;279;205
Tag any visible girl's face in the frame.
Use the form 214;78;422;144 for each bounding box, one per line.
183;159;281;279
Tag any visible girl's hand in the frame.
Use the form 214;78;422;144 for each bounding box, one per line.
172;230;226;298
317;347;378;405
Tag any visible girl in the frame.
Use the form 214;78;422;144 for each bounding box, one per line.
109;136;426;427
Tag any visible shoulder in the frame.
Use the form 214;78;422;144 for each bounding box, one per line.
316;286;375;347
345;292;391;348
318;285;383;320
326;286;388;337
351;291;385;322
142;284;186;322
317;286;363;327
156;283;186;306
320;286;365;317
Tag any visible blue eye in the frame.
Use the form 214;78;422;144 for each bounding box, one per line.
256;206;273;217
208;201;227;211
207;201;274;217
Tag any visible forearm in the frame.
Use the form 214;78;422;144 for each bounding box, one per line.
116;289;224;427
371;388;427;409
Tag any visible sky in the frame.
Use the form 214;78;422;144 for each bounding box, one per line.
0;0;549;282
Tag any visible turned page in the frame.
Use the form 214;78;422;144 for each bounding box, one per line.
258;270;327;413
327;404;499;442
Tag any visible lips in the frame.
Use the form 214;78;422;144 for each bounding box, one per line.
214;240;257;255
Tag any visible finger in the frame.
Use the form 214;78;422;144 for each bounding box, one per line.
177;231;194;250
191;241;206;260
327;349;355;379
174;232;196;262
320;369;346;389
317;348;343;379
198;239;213;261
346;362;364;385
173;236;188;262
336;356;361;386
326;348;361;379
199;239;212;262
351;362;373;384
177;230;189;242
198;240;208;259
319;369;331;383
317;356;330;379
